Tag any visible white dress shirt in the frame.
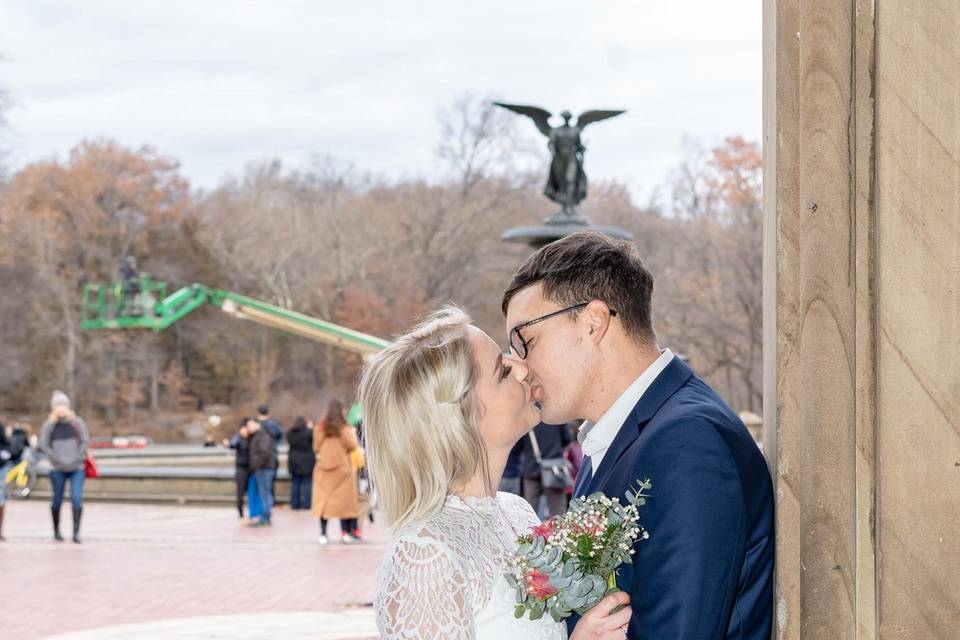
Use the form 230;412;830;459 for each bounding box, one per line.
579;348;675;472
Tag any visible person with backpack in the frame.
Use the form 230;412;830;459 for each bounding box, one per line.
39;391;90;544
246;418;276;527
256;404;283;501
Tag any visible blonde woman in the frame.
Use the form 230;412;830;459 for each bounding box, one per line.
360;307;630;640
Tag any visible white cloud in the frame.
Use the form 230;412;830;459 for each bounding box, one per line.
0;0;761;201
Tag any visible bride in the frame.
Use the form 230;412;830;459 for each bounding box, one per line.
360;307;630;639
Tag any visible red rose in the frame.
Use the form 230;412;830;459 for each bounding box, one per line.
530;518;555;540
525;570;559;600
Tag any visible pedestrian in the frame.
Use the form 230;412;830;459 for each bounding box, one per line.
286;415;315;510
257;404;283;501
518;421;573;518
312;399;361;544
39;391;90;543
224;421;252;519
246;418;276;527
0;421;13;541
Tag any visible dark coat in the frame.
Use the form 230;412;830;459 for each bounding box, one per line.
518;422;573;478
229;433;250;468
567;357;774;640
0;427;10;465
261;418;284;446
9;429;29;464
286;426;316;476
248;429;276;471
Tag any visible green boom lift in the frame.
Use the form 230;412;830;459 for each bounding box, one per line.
81;275;389;356
81;275;388;425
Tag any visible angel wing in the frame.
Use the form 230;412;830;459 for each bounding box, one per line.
576;109;626;129
493;102;553;137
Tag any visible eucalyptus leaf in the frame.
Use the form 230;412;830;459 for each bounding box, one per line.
530;602;545;621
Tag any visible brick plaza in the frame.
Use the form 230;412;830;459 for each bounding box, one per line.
0;500;385;639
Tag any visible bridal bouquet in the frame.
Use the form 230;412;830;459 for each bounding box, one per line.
506;479;652;623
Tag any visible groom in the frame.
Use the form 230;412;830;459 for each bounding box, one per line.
502;231;774;639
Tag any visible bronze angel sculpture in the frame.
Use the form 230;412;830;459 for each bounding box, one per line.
494;103;625;216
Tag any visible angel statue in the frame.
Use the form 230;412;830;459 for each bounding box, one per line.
494;103;625;218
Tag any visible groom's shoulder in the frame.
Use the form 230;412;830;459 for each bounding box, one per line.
638;376;761;466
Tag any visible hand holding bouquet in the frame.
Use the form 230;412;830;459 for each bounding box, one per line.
506;479;652;622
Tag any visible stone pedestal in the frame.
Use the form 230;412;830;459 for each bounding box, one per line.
502;209;632;249
764;1;960;637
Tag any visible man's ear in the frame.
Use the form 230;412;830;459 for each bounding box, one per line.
584;300;613;345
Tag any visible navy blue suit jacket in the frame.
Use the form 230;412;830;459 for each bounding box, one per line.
566;357;774;639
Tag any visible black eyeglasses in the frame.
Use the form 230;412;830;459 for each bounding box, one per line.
509;302;617;359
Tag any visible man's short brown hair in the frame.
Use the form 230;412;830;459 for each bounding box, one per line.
501;231;656;344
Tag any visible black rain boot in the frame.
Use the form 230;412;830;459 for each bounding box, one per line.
52;506;64;541
72;506;82;544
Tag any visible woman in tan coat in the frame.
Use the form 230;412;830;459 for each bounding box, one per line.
311;399;360;544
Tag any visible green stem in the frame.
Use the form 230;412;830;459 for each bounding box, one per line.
605;571;626;613
606;571;618;591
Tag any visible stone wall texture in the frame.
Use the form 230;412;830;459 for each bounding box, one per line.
764;1;959;637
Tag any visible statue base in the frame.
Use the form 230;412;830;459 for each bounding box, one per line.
501;208;632;249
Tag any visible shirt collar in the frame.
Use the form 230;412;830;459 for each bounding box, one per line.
579;349;675;457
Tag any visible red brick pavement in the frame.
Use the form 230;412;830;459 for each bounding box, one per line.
0;500;387;639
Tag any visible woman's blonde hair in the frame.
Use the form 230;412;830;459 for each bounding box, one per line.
359;306;488;528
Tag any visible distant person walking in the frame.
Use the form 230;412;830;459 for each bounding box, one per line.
39;391;90;543
286;416;315;510
246;418;276;527
225;421;252;519
257;404;283;501
0;422;13;541
312;400;360;544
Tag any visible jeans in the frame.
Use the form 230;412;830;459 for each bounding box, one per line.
321;517;357;536
252;469;274;522
290;473;312;510
50;469;85;511
0;462;12;505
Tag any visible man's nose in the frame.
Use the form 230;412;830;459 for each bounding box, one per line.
503;354;529;382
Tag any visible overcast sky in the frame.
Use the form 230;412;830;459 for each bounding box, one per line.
0;1;761;202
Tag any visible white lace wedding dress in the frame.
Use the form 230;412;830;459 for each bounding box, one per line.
375;491;568;639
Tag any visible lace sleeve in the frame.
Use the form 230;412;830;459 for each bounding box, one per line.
376;532;475;640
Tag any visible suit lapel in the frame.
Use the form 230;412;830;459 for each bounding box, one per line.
586;357;694;494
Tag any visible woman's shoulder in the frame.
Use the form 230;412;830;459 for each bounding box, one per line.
383;518;464;573
495;491;541;528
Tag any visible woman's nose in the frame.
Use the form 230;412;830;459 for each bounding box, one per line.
503;354;529;382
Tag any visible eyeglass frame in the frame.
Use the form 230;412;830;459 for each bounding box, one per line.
509;301;618;359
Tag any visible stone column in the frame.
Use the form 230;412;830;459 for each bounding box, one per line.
763;1;959;638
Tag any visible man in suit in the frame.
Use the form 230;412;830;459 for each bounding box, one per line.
502;231;774;639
